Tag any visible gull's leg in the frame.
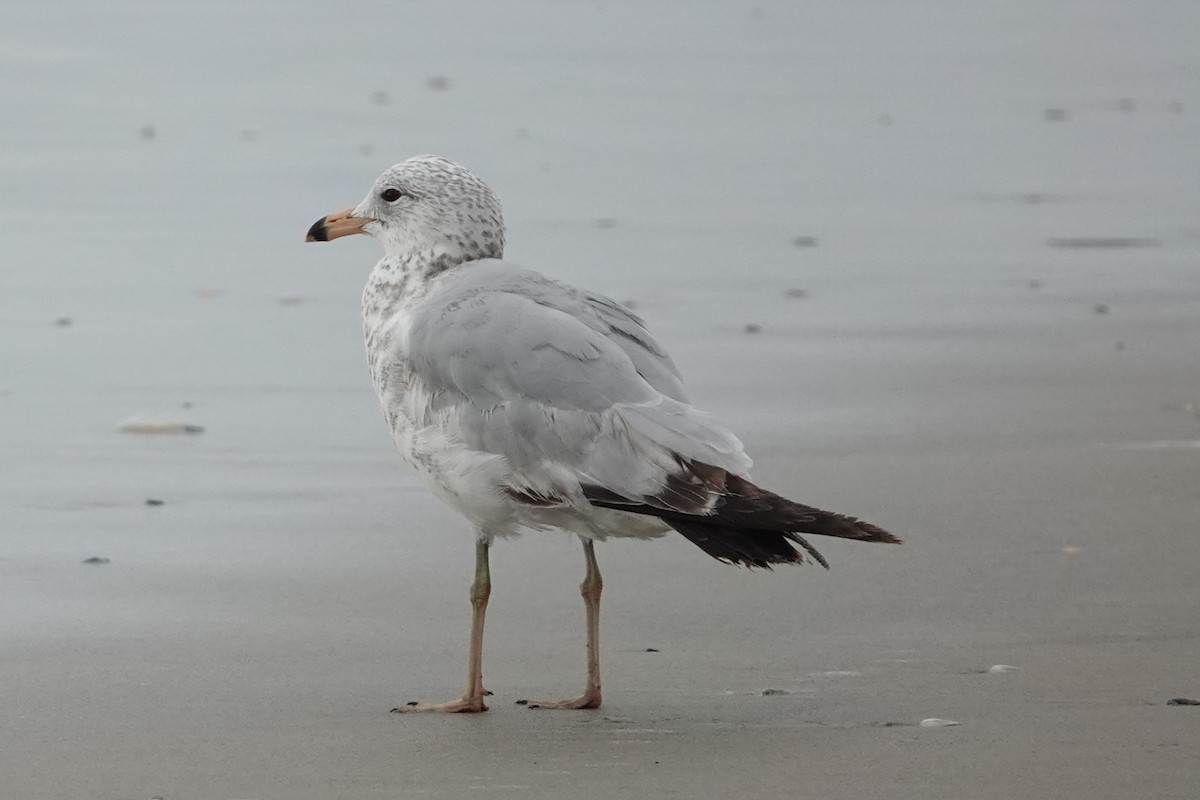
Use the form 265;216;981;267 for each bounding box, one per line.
392;537;491;713
520;538;603;710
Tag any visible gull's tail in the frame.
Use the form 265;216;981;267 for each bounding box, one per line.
585;472;899;569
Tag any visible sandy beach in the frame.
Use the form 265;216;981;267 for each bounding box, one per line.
2;2;1199;798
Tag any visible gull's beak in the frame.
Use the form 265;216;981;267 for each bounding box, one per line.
305;207;374;242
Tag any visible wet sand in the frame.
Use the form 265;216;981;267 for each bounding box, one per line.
3;2;1199;798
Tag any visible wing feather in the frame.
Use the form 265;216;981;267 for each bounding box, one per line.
403;262;751;508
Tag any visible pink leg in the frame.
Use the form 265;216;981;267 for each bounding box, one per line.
521;539;603;710
392;538;490;713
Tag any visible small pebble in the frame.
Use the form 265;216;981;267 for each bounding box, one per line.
1118;98;1136;113
1061;546;1082;554
1027;279;1043;290
139;125;156;140
644;647;659;652
358;143;374;157
54;316;73;327
784;288;809;299
919;718;960;728
198;288;223;299
82;557;111;565
1167;698;1200;706
1094;303;1110;315
760;688;794;696
279;294;304;306
1043;108;1070;122
791;236;818;248
371;90;389;105
1114;341;1125;351
145;498;165;506
596;218;617;229
987;664;1019;674
426;75;451;91
743;323;762;334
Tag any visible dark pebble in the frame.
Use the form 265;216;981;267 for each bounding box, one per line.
1094;304;1110;315
145;498;165;506
784;288;809;299
514;699;529;705
1167;698;1200;706
140;125;156;140
791;236;818;248
427;75;451;91
182;425;206;434
1043;108;1070;121
596;218;617;229
55;317;73;327
743;323;762;334
645;647;659;653
82;557;110;565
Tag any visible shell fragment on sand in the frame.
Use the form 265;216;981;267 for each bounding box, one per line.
919;718;961;727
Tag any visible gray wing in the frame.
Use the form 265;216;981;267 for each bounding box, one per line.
578;291;690;404
405;261;752;510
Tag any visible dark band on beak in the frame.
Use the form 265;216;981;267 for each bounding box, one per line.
304;206;372;242
306;217;331;242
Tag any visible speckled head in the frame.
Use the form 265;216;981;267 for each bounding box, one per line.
306;155;505;270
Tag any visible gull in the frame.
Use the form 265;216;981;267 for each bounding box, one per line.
306;155;899;713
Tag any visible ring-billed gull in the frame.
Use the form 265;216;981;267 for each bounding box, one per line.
306;155;899;713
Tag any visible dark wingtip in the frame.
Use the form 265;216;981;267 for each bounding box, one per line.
305;216;329;242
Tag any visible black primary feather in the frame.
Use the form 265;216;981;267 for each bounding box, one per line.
583;465;899;569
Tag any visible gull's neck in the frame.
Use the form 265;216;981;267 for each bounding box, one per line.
363;247;460;314
361;247;477;373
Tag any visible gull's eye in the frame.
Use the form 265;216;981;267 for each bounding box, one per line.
380;187;404;202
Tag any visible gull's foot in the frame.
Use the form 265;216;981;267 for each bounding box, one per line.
515;689;602;710
390;696;488;713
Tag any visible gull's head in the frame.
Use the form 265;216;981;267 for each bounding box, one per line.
305;155;505;267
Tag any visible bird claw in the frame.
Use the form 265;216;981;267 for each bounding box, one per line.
515;690;602;710
390;696;488;713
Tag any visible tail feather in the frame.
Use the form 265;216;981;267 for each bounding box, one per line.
583;468;899;569
669;520;828;570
